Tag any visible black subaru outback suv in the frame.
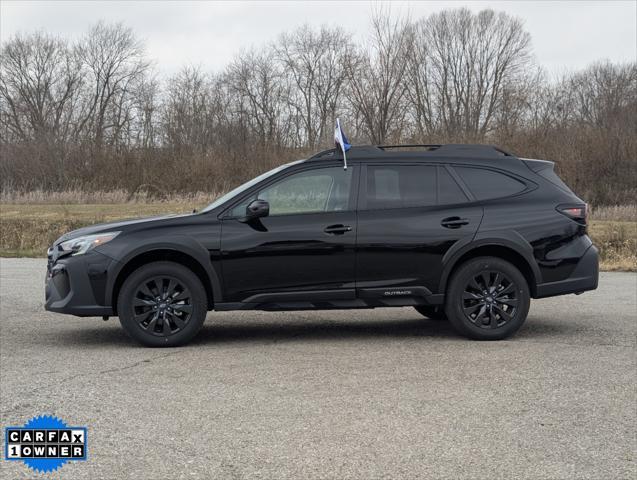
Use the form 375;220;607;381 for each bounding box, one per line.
45;144;598;346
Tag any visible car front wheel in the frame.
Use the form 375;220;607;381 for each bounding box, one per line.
117;261;207;347
446;257;530;340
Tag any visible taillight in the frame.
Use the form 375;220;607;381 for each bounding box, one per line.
557;204;588;225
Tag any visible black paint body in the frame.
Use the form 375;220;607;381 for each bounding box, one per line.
45;145;599;317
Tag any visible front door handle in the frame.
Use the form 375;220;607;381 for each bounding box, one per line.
324;224;352;235
441;217;469;229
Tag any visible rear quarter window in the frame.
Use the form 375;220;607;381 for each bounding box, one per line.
454;166;526;200
536;167;573;193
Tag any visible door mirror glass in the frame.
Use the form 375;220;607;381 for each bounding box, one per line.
240;199;270;222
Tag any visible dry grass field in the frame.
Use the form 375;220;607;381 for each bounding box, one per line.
0;203;198;257
1;201;635;271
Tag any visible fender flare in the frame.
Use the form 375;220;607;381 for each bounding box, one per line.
104;234;222;308
438;229;541;293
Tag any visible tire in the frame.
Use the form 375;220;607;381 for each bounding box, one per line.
117;261;207;347
414;305;448;321
446;257;530;340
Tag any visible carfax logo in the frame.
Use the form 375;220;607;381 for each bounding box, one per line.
4;415;87;473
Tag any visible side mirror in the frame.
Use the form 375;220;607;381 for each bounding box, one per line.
239;199;269;222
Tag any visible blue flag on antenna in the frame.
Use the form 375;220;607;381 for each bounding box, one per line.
334;118;350;169
334;118;351;153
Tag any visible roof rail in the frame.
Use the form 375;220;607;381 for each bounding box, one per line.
307;143;515;161
378;144;514;157
377;144;442;151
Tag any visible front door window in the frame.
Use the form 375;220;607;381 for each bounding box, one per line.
231;166;353;217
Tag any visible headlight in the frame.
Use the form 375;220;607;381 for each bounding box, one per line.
59;232;120;256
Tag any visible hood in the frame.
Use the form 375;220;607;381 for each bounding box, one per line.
53;213;193;245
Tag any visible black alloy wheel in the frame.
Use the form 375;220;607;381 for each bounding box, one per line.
446;257;530;340
133;276;193;336
118;262;207;347
461;271;518;329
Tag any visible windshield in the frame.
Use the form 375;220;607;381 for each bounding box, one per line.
201;160;303;213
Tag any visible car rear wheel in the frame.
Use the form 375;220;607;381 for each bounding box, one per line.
446;257;530;340
414;305;447;321
117;261;207;347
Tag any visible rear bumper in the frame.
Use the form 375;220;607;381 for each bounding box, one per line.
45;251;116;317
535;244;599;298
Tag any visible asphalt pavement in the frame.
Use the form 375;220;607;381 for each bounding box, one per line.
0;258;635;479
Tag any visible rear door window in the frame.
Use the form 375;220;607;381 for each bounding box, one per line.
366;165;436;210
454;166;526;200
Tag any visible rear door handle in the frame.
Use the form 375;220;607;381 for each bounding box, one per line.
441;217;469;229
324;224;352;235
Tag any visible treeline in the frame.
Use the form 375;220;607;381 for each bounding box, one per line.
1;8;635;205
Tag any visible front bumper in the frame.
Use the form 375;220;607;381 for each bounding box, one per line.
45;251;116;317
535;244;599;298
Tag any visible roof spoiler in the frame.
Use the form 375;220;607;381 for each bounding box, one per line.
521;158;555;172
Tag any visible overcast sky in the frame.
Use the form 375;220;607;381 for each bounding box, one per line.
2;0;635;77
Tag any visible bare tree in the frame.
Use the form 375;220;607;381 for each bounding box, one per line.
225;49;288;147
131;73;160;149
0;32;82;144
345;13;412;144
162;66;215;153
569;61;637;129
492;66;545;141
275;25;352;148
408;8;533;141
75;22;150;150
